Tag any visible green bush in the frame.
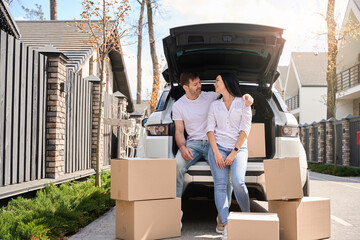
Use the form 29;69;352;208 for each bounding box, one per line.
308;163;360;177
0;171;115;240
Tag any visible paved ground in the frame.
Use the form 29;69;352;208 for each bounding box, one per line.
69;171;360;240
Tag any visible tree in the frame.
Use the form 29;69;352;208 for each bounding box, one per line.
323;0;360;167
146;0;160;112
75;0;131;186
21;4;45;20
136;0;145;104
50;0;57;20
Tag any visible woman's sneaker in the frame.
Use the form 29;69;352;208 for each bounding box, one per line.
222;225;228;240
216;215;225;233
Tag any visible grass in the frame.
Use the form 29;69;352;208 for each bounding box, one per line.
0;171;115;240
308;163;360;177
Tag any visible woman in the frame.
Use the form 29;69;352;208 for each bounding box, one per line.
207;73;252;239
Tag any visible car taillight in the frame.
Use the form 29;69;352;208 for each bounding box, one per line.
146;125;169;136
279;125;298;137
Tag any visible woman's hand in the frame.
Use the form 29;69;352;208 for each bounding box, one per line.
214;151;226;169
225;151;237;166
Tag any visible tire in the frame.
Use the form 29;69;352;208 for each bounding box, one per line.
303;170;310;196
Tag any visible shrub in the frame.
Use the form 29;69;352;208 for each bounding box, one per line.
0;171;114;239
308;163;360;177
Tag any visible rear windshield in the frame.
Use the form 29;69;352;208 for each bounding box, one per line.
155;91;169;111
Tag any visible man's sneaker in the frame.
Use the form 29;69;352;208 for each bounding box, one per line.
222;225;228;240
216;215;225;233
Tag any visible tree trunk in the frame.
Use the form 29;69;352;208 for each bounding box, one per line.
146;0;160;112
326;0;338;167
136;0;145;104
95;0;107;187
50;0;57;20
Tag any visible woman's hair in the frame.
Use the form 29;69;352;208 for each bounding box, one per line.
219;72;242;97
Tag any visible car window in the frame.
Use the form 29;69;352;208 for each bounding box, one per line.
155;91;169;111
273;92;289;113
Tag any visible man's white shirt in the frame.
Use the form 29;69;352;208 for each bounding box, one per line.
172;92;219;141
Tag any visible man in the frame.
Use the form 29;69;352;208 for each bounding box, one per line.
172;72;253;232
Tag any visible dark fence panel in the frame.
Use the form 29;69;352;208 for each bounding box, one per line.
350;117;360;168
314;125;318;162
64;70;92;173
0;30;47;186
336;122;343;165
304;128;309;160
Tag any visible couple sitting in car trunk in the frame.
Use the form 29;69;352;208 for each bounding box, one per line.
172;72;253;239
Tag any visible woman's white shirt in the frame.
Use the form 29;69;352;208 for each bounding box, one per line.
206;97;252;149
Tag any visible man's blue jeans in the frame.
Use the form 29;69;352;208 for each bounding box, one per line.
176;140;232;201
208;144;250;226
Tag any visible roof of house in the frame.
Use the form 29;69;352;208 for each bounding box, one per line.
277;65;288;88
17;21;94;70
0;0;20;38
291;52;327;86
16;20;133;112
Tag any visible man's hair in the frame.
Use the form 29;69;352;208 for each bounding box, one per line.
180;72;199;86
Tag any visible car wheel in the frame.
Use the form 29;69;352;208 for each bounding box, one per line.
303;170;310;196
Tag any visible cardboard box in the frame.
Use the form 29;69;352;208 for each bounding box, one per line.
268;197;331;240
111;158;176;201
264;158;303;200
248;123;266;158
116;198;181;240
228;212;279;240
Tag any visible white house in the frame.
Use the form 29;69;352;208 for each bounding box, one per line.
274;65;288;98
336;0;360;118
281;52;328;124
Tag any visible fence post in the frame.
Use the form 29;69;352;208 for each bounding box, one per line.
326;117;335;164
342;114;353;166
113;91;128;158
38;46;68;178
84;75;103;169
318;119;326;163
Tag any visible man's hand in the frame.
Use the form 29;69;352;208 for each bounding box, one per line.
180;146;194;161
242;94;254;107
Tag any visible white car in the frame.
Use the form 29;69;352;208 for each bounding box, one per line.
137;23;309;200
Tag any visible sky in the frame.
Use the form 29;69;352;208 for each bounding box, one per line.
8;0;350;101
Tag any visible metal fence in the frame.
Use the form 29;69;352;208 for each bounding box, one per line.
285;94;299;111
337;63;360;92
335;122;343;165
0;30;47;186
64;70;93;173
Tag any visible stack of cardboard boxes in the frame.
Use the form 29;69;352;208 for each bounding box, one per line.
111;158;181;240
228;123;331;240
227;123;280;240
264;158;331;240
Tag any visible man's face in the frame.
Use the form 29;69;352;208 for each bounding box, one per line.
184;77;202;97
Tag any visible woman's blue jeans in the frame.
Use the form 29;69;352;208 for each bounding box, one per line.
208;144;250;226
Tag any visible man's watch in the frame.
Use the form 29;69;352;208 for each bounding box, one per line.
233;146;239;152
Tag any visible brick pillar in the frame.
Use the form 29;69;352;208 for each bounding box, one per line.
309;123;315;162
326;117;335;164
39;46;68;178
318;119;326;163
342;114;353;166
84;75;104;169
300;124;306;149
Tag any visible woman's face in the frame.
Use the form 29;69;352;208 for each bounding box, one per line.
214;75;227;95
